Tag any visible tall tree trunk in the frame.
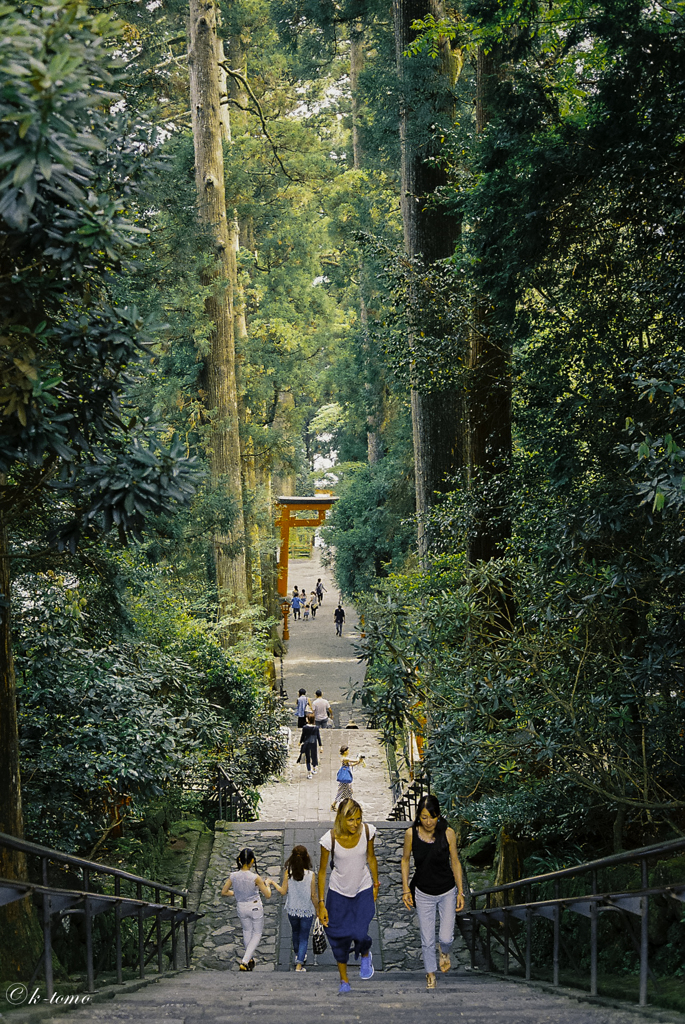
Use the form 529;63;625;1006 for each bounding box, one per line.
466;46;512;563
350;23;385;467
0;509;41;977
188;0;247;619
349;23;383;466
393;0;463;559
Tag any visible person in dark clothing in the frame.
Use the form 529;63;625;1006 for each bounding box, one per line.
299;713;323;779
334;605;345;636
400;794;465;990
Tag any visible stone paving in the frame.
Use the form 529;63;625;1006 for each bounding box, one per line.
277;550;365;728
258;727;392;822
40;968;682;1023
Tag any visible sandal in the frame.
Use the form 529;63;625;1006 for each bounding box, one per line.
239;963;249;971
426;973;437;990
439;952;451;973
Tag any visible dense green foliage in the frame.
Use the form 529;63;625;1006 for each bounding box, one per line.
318;0;685;864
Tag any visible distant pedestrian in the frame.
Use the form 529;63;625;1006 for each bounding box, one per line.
296;688;308;729
299;713;322;779
316;578;326;604
221;848;273;970
334;604;345;636
292;593;301;620
312;689;332;730
400;794;465;990
317;798;379;994
303;601;310;621
331;743;364;810
310;591;318;618
268;845;317;971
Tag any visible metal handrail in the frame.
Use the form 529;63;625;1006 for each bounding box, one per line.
387;769;431;821
459;835;685;1008
0;830;186;897
0;830;201;1001
468;836;685;897
216;765;257;822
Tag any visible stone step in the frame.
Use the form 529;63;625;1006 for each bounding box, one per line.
49;968;661;1023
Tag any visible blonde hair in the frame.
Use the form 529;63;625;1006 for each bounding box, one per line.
334;798;362;836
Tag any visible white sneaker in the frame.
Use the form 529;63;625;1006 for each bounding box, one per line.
307;772;313;779
312;767;318;774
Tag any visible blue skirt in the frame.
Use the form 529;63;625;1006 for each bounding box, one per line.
324;886;375;963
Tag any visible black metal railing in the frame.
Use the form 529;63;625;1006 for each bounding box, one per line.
0;831;202;1001
387;769;431;821
216;766;257;822
460;836;685;1007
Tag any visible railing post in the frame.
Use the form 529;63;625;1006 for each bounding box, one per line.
503;909;509;976
183;893;190;968
525;885;532;981
590;868;598;996
486;892;492;971
41;857;54;1001
82;869;95;994
115;876;122;984
553;880;560;986
155;887;163;973
137;882;145;979
639;858;649;1007
171;894;178;970
84;895;95;993
470;903;477;969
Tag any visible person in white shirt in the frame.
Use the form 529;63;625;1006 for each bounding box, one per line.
269;845;317;971
312;689;332;729
317;799;379;994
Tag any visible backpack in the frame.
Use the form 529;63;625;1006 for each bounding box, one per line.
336;764;353;784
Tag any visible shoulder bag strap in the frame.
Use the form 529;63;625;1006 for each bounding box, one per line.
330;830;336;872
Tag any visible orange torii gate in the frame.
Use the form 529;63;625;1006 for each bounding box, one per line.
275;494;338;640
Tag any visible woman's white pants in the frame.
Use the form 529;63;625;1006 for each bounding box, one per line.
236;899;264;964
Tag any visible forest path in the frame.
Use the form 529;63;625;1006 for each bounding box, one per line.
48;967;669;1023
259;548;393;822
274;547;364;728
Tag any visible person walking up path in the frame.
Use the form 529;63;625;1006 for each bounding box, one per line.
400;794;465;989
268;845;317;971
299;713;322;778
334;604;345;636
312;689;332;730
222;848;273;970
331;742;364;810
317;798;379;994
295;689;308;729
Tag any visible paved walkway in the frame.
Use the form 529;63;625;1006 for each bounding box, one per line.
258;728;392;821
48;969;677;1023
277;549;364;728
261;548;393;822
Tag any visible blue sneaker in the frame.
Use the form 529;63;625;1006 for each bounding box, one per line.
338;981;351;995
359;952;374;980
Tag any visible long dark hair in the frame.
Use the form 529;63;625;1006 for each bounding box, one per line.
236;848;258;873
284;845;312;881
414;794;448;851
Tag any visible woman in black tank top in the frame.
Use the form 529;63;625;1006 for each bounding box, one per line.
400;795;465;989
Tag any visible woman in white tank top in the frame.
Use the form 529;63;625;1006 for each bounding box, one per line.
269;845;317;970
